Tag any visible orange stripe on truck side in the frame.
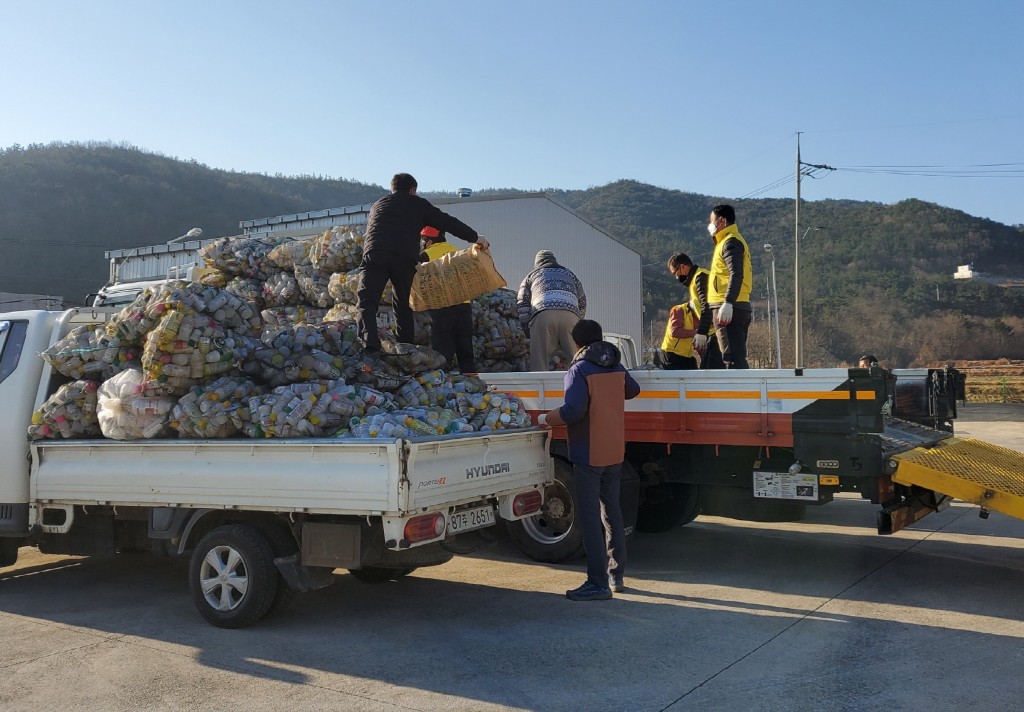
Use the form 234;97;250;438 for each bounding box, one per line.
504;389;874;401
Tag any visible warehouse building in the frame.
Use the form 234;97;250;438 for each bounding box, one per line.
105;193;643;347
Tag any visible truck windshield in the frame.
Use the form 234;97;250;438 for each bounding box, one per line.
0;320;28;385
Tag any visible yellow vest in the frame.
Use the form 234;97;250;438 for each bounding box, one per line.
661;303;696;357
423;242;458;261
708;226;752;304
422;241;470;304
688;266;715;335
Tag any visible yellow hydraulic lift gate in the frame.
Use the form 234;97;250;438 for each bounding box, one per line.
891;437;1024;520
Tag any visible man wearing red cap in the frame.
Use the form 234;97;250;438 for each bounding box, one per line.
420;226;476;372
357;173;487;352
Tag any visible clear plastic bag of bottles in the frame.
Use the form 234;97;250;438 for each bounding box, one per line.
309;226;364;273
97;368;177;439
28;380;102;440
169;376;263;438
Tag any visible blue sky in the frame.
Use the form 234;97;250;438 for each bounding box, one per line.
3;0;1022;225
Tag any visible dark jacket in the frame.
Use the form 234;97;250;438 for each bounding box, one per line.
516;255;587;326
545;341;641;467
363;192;478;263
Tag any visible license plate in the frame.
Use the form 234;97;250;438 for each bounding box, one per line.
448;505;496;534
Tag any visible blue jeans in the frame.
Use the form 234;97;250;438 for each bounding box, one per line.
573;462;627;589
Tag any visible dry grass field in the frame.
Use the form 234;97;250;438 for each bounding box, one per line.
952;359;1024;403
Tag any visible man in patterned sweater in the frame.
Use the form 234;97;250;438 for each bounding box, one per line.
517;250;587;371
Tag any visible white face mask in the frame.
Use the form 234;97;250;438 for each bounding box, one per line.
707;222;718;236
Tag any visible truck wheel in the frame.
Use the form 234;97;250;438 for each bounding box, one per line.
189;524;279;629
348;567;416;583
506;458;585;563
636;483;701;533
0;538;20;568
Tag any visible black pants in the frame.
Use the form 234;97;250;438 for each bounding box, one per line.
700;336;725;370
430;303;476;373
356;252;417;349
661;351;698;370
573;462;626;589
712;305;752;369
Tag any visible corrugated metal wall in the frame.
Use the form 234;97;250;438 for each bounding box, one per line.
0;292;64;309
433;196;642;347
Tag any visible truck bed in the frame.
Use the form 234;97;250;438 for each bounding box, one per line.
31;429;549;516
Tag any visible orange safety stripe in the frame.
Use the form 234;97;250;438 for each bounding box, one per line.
506;388;874;401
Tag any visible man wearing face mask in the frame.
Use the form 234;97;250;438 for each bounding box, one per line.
706;205;752;369
666;252;723;369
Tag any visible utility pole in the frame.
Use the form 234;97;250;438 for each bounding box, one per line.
793;133;834;368
795;133;802;368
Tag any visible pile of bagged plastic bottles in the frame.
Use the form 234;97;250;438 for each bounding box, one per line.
30;230;535;441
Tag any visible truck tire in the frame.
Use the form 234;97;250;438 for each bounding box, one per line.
506;458;585;563
636;482;701;533
348;567;416;583
0;538;20;568
189;524;279;629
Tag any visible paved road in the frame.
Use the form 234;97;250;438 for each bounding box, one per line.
1;405;1022;711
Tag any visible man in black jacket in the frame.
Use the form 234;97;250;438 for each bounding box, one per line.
356;173;487;351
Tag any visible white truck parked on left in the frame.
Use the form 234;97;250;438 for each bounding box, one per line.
0;308;550;628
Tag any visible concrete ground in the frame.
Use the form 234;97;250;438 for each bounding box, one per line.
1;405;1022;711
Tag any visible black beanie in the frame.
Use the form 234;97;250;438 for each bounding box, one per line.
571;319;603;346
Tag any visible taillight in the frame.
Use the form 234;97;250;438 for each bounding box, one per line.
404;513;446;543
513;490;543;516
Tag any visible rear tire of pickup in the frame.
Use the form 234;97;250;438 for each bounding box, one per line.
506;458;585;563
636;483;701;533
189;524;279;629
348;567;416;583
0;538;20;567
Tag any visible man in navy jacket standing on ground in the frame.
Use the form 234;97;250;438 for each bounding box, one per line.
539;319;641;600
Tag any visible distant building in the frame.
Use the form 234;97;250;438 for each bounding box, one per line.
954;264;975;280
0;292;63;310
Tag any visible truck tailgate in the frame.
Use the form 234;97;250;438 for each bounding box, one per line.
31;439;404;514
404;429;550;511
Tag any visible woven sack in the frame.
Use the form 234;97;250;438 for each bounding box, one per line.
410;244;506;311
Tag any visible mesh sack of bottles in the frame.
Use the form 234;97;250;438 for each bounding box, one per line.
294;264;335;308
96;368;177;440
199;235;284;280
41;323;140;380
28;380;101;440
169;376;263;438
309;226;365;273
140;308;258;395
267;239;312;270
262;270;302;307
243;381;390;438
262;305;329;328
471;289;529;372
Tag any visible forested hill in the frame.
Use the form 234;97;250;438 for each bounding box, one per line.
2;143;1022;365
0;142;386;301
